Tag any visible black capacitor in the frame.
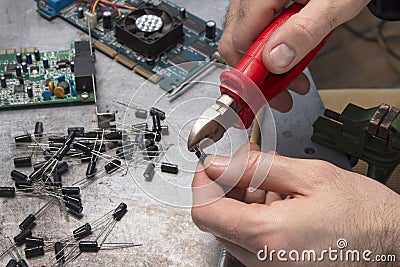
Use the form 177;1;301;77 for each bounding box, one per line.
77;6;84;19
133;122;148;131
84;131;98;138
54;132;76;161
56;161;69;174
16;65;22;77
65;200;83;214
11;170;29;182
161;162;179;174
67;127;84;137
26;53;33;64
14;156;32;168
25;245;44;259
86;161;96;179
55;242;65;263
0;187;16;198
143;162;155;182
18;76;24;85
152;114;162;132
144;132;155;140
6;259;17;267
33;161;46;171
15;134;32;143
79;240;100;252
74;141;92;155
17;259;29;267
135;109;147;119
34;122;44;137
43;57;49;68
73;223;92;240
102;10;112;29
135;132;144;146
43;149;52;160
161;125;169;136
1;76;6;88
48;135;65;143
68;208;84;219
113;202;127;221
49;142;63;151
179;7;186;18
53;172;62;187
27;86;33;98
105;130;122;141
15;180;33;191
34;49;40;61
19;214;36;231
206;20;216;39
70;61;74;72
140;139;154;150
146;145;159;158
116;147;124;159
63;195;81;205
104;159;121;174
16;52;22;63
25;236;44;247
149;107;166;120
62;186;80;195
21;62;28;73
14;228;32;246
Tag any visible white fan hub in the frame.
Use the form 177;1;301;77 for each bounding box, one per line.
135;14;163;33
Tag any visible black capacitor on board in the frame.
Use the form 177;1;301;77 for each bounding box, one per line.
77;6;84;19
43;57;49;68
27;86;33;98
1;76;6;88
70;61;74;72
16;65;22;77
21;62;28;73
179;7;186;18
206;20;216;39
34;49;40;61
14;156;32;168
102;10;112;29
26;53;32;64
16;52;22;63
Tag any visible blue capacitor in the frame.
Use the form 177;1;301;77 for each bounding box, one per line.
71;84;76;96
57;75;65;82
68;77;74;85
42;89;52;101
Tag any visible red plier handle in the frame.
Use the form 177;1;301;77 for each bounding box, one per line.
220;3;332;128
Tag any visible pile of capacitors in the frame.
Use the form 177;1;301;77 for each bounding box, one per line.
0;106;177;265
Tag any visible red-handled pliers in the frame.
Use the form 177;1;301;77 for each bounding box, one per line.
187;3;331;151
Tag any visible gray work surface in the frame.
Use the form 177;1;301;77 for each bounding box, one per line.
0;1;349;266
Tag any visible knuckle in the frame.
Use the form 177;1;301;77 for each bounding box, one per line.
291;15;323;45
191;208;209;233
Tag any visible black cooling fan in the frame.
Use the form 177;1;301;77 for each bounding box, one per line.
115;7;184;61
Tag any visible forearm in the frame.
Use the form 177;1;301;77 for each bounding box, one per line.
368;0;400;20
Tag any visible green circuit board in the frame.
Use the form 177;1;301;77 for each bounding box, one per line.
0;42;96;110
37;0;223;92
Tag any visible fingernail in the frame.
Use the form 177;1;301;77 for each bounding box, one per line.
270;43;295;68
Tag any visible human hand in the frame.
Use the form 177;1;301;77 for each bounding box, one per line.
219;0;370;112
191;144;400;266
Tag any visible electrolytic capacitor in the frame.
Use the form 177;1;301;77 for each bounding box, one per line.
34;49;40;61
160;125;169;136
17;259;29;267
26;53;32;64
113;203;127;221
25;236;44;247
133;122;148;131
73;223;92;240
25;245;44;259
34;121;44;137
43;57;49;68
152;114;161;132
146;145;159;159
54;132;76;161
11;170;29;182
48;135;65;143
6;259;17;267
27;86;33;98
105;130;122;141
15;180;33;192
1;76;6;88
70;61;74;72
15;134;32;143
135;109;147;119
55;242;65;263
79;240;100;253
53;172;62;187
18;76;24;85
16;65;22;77
56;161;68;174
206;20;216;39
65;200;83;214
149;107;166;120
179;7;186;18
14;229;32;246
19;214;36;231
16;52;22;63
21;62;28;73
77;6;84;18
104;159;121;174
14;157;32;168
68;127;84;137
0;187;16;198
103;10;112;29
161;162;179;174
143;163;155;182
62;187;80;195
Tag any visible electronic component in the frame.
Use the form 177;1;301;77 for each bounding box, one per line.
149;107;166;120
143;162;155;181
189;39;217;58
206;20;216;39
36;0;74;17
36;0;222;92
0;42;96;109
14;157;32;168
161;162;179;174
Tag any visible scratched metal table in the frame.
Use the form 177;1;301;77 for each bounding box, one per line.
0;1;349;266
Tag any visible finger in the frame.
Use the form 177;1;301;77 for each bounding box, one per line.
287;72;310;95
232;0;288;54
265;191;285;205
242;188;266;204
218;0;244;66
263;0;369;74
226;187;246;201
268;89;293;113
216;238;263;267
204;147;334;196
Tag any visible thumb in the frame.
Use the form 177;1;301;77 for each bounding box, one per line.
262;0;369;74
204;146;335;196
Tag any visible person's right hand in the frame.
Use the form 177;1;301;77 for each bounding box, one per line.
219;0;370;112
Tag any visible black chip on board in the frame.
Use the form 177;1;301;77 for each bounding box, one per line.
184;17;205;34
30;64;39;71
3;72;12;78
6;63;17;72
169;53;198;73
189;40;217;58
14;84;24;93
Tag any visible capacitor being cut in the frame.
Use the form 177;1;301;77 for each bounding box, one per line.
206;20;216;39
1;76;6;88
34;49;40;61
102;10;112;29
